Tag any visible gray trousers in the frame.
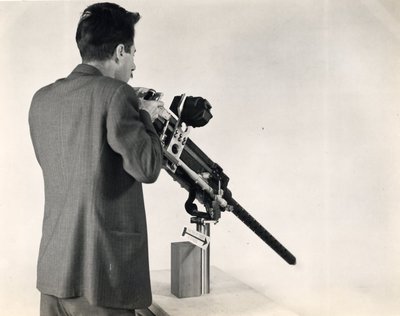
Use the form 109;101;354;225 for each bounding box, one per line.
40;294;136;316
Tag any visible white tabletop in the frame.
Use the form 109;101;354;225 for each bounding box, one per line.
146;266;298;316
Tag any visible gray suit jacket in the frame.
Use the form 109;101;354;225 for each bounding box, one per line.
29;64;162;309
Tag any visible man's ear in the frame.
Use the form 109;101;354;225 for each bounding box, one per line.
113;44;125;63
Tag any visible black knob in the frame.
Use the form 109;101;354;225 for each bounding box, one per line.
172;144;179;155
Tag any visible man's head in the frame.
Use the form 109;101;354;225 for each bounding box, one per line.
76;2;140;82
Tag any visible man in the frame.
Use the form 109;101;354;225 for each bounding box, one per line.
29;3;164;315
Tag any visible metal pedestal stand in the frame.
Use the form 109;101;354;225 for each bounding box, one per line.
170;217;213;298
192;217;210;295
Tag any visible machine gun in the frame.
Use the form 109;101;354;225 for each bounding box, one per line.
146;90;296;266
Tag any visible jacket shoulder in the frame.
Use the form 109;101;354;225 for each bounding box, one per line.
31;82;56;101
95;77;137;97
31;75;70;103
85;77;138;107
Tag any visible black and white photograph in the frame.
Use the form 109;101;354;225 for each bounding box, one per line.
0;1;399;315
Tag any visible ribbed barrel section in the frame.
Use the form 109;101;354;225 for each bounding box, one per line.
225;192;296;265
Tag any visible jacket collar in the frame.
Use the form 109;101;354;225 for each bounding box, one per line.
68;64;103;79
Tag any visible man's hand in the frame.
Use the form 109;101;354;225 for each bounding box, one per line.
134;87;165;122
140;99;165;122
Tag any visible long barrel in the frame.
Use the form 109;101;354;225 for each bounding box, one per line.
224;190;296;265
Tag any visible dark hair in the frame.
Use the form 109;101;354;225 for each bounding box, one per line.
76;2;140;62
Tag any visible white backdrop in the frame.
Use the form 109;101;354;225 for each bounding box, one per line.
1;1;400;315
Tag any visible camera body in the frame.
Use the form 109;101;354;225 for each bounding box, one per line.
145;89;213;128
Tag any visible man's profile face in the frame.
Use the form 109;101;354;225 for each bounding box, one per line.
115;42;136;83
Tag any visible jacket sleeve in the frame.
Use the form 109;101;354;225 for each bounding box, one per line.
106;84;163;183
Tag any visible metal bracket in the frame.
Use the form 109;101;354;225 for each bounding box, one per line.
164;94;191;173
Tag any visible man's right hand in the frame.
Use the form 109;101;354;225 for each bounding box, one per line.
139;99;165;122
134;87;165;122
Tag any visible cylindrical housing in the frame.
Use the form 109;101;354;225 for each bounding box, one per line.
196;222;210;294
